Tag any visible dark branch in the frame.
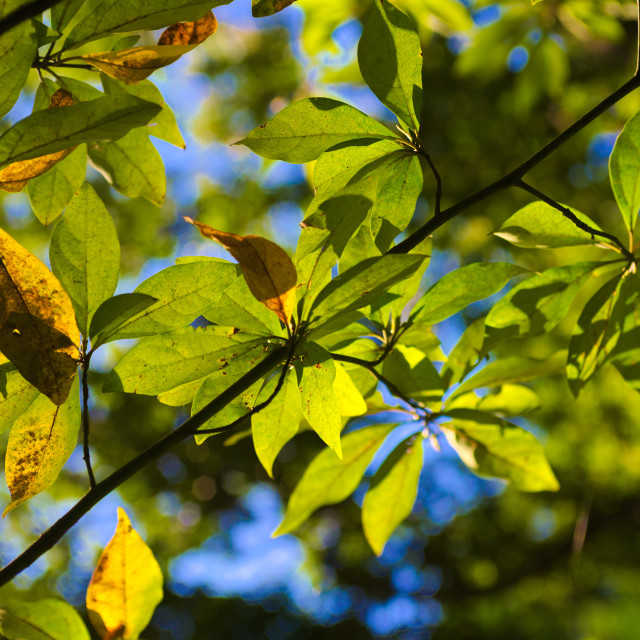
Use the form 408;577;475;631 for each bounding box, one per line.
81;349;96;489
0;0;64;38
0;345;288;588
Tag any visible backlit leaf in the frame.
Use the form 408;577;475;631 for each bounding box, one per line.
0;599;90;640
86;508;163;640
333;361;367;417
186;217;297;326
89;293;158;346
0;94;161;169
274;424;396;536
443;409;559;492
252;368;301;477
49;183;120;337
441;317;485;389
445;384;541;416
610;110;640;231
410;262;528;325
362;434;424;555
235;97;393;164
0;90;76;193
4;377;80;515
297;340;343;457
252;0;296;17
51;0;85;31
0;227;79;405
0;363;39;434
358;0;423;130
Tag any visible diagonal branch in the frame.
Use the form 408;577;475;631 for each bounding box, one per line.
0;0;64;37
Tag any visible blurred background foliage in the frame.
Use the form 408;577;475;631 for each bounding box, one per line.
2;0;640;638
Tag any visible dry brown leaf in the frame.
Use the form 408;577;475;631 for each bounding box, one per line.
0;227;79;405
185;216;297;326
0;90;76;192
86;508;163;640
76;12;217;85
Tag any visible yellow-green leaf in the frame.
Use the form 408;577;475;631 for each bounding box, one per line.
185;217;297;326
333;361;367;417
0;599;90;640
3;377;80;516
0;363;39;434
86;508;163;640
0;227;79;405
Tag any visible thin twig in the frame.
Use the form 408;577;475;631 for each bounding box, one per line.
50;63;96;71
81;348;96;489
516;181;633;258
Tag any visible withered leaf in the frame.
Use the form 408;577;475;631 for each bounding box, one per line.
0;227;79;405
185;217;297;327
75;12;217;85
86;508;163;640
0;90;76;192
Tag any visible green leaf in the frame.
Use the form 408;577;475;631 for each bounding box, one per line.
310;254;427;330
607;274;640;379
65;0;232;49
493;201;604;248
235;97;393;164
485;262;600;343
410;262;527;325
104;326;265;395
382;344;443;406
51;0;85;31
396;321;444;361
252;0;296;17
106;259;238;340
0;363;39;434
358;0;423;130
297;340;343;457
274;423;396;536
0;95;161;169
49;183;120;337
450;352;567;400
27;145;87;226
4;377;80;515
101;75;186;149
333;361;368;417
89;293;158;346
445;384;541;416
610;110;640;232
0;599;90;640
567;273;626;396
0;2;37;119
252;369;301;477
88;128;166;206
441;317;486;389
443;409;559;492
362;434;424;555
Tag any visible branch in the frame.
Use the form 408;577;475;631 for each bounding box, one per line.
391;76;640;254
419;149;442;216
516;181;633;258
81;349;96;489
0;345;288;588
0;0;64;37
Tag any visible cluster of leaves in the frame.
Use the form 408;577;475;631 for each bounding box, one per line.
1;0;640;636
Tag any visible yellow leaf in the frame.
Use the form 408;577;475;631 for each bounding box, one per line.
76;12;217;84
3;377;80;516
86;508;164;640
184;216;297;326
0;90;76;192
0;228;79;405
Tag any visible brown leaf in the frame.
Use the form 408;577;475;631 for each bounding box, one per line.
157;11;217;45
185;217;297;327
0;227;79;405
76;12;217;85
0;90;76;192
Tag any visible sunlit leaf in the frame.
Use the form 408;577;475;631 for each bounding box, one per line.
410;262;528;325
446;384;541;416
0;94;161;169
86;508;163;640
0;363;39;434
0;227;79;405
186;217;297;326
4;377;80;515
441;317;485;389
274;424;396;536
89;293;158;347
51;0;85;31
493;201;604;248
0;599;90;640
252;0;296;17
362;434;424;555
443;409;559;492
0;90;77;193
104;326;266;395
297;340;343;458
333;361;367;416
252;368;301;477
610;110;640;232
235;97;393;164
358;0;423;130
49;183;120;337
